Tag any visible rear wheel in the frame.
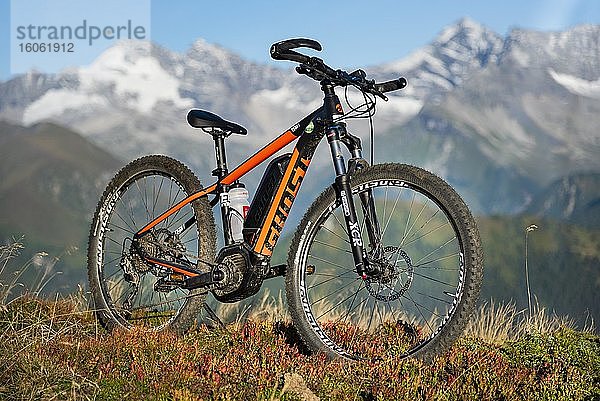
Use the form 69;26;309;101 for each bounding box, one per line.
286;163;483;360
87;155;216;333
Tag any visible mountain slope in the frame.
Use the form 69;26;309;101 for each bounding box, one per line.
0;121;121;290
436;24;600;183
526;173;600;228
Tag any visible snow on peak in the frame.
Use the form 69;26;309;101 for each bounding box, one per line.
380;48;432;74
435;17;498;47
187;38;236;62
81;43;192;112
437;17;486;44
378;18;503;100
22;41;192;124
549;69;600;100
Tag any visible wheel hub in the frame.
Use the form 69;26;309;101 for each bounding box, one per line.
365;246;414;301
130;229;187;274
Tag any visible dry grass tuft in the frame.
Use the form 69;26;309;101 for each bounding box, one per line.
465;300;522;344
465;297;594;344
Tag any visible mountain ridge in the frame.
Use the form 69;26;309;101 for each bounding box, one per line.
0;19;598;216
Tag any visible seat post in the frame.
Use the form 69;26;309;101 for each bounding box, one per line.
212;132;228;180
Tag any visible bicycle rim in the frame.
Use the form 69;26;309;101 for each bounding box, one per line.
296;178;467;359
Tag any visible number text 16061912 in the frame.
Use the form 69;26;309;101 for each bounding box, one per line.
18;42;74;53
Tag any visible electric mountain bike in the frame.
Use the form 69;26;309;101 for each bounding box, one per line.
87;38;483;361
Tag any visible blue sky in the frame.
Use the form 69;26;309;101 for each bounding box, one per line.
1;0;599;80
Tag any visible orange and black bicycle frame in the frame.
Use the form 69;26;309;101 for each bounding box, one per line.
133;80;374;279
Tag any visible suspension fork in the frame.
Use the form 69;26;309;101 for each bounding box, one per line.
326;123;369;277
342;132;383;257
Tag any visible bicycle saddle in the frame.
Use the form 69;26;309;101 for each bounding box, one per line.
187;109;247;136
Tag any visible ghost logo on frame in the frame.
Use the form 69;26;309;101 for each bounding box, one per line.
15;19;146;46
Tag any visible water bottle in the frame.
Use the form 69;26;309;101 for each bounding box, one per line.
228;186;250;242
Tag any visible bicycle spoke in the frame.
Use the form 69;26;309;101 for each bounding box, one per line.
167;209;193;231
416;291;454;305
316;285;365;320
331;209;349;237
107;276;126;294
105;236;124;248
113;209;136;233
414;252;460;268
403;291;437;334
152;176;165;217
402;209;440;246
313;239;353;254
109;221;135;235
164;179;175;227
402;222;450;248
400;200;428;247
336;281;365;324
309;277;362;306
411;271;456;288
401;193;416;245
165;187;184;230
413;236;456;266
134;178;150;221
307;268;357;290
320;224;350;244
308;254;353;271
380;187;403;239
102;254;123;268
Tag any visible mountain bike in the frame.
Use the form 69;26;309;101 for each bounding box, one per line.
87;38;483;361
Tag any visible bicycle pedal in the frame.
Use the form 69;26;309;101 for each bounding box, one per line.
265;264;287;279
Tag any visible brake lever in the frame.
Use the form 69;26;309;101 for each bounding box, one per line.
363;78;388;101
371;89;388;101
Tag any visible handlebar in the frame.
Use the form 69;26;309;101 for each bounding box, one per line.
374;77;408;94
270;38;322;63
270;38;407;99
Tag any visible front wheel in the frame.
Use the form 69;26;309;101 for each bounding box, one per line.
286;163;483;361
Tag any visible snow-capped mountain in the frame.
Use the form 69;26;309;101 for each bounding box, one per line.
371;17;505;100
1;19;599;215
372;23;600;213
432;24;598;196
1;40;295;183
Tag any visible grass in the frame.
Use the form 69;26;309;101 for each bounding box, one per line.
0;296;598;401
1;242;599;400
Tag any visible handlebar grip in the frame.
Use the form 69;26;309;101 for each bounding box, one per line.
270;38;322;63
374;77;408;93
272;38;322;53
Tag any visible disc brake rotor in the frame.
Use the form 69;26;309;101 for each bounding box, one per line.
365;246;414;302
